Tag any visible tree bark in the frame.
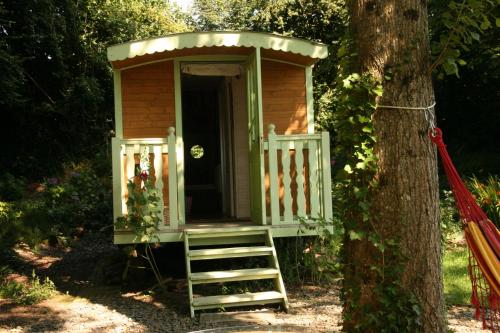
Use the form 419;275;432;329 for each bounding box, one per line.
344;1;446;332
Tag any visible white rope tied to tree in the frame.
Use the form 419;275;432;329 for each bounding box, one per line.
377;101;437;132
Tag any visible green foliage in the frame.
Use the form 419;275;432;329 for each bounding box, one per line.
325;40;423;329
0;202;23;248
298;218;343;283
0;161;112;249
443;245;470;305
115;177;162;243
115;170;165;289
0;173;27;201
440;190;461;243
0;269;56;305
191;0;265;30
0;0;189;178
468;175;500;227
429;0;498;78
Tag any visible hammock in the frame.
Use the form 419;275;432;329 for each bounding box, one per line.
430;128;500;331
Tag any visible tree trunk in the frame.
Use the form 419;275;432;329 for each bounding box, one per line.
344;1;446;332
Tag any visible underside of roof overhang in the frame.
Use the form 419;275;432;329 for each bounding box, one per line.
107;31;329;68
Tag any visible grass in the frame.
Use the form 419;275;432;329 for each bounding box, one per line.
443;244;471;306
0;267;57;305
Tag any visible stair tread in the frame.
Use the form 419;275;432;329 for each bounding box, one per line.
190;246;273;256
191;268;279;281
185;226;269;234
193;291;284;307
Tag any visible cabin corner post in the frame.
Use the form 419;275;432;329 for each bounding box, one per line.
255;47;267;224
112;69;124;231
305;66;315;134
113;69;123;138
111;138;124;226
167;127;178;228
174;59;186;225
321;131;333;221
267;124;279;225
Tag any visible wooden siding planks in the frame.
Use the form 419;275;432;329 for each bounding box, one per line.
261;60;307;136
122;61;175;139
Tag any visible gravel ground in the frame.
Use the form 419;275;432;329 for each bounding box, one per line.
0;233;489;333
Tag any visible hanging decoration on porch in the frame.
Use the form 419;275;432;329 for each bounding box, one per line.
430;128;500;332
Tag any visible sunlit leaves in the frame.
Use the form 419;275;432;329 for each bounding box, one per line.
429;0;498;77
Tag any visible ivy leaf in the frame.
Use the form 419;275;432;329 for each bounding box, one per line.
372;86;383;97
496;18;500;27
362;126;372;133
349;230;364;240
470;31;480;41
480;18;491;30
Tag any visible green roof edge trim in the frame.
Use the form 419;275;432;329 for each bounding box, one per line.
107;31;329;62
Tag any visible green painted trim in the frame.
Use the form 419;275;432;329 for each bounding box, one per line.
321;131;333;221
113;223;330;244
120;58;174;71
176;55;248;62
305;66;315;134
167;128;178;228
119;55;248;71
107;31;328;62
113;70;123;138
183;232;195;317
267;126;279;225
111;138;123;224
255;47;267;225
174;60;186;225
261;57;306;68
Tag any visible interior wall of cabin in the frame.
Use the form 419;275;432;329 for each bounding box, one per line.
230;75;251;219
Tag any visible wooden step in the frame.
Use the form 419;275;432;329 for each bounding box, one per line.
192;291;284;310
185;226;269;239
191;268;279;284
188;246;274;260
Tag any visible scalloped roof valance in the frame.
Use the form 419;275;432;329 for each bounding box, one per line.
107;31;329;62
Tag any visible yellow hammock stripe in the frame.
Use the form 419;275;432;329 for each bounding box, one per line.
467;221;500;295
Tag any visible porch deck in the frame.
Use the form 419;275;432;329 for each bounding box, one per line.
114;220;325;244
112;124;332;244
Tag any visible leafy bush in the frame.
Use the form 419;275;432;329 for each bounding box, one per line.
468;175;500;227
276;217;343;284
0;161;112;249
0;269;56;305
440;190;461;243
0;173;26;201
41;161;112;233
0;202;24;248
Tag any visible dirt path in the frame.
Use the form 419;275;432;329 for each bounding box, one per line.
0;234;488;333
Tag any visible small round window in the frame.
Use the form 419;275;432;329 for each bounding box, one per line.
190;145;204;159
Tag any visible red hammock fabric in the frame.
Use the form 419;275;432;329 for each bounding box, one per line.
430;128;500;331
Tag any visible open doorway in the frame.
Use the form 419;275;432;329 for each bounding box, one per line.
181;63;250;222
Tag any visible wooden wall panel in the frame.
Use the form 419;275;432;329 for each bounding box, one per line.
261;60;307;136
121;61;175;138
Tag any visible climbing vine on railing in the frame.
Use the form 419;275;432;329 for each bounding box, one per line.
115;149;165;290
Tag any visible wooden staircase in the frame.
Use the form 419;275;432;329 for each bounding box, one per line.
183;226;289;317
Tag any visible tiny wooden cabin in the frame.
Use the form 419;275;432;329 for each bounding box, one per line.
108;32;332;315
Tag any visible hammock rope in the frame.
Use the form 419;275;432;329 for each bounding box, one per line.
430;128;500;331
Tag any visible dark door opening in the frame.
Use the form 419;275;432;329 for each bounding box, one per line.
182;74;230;221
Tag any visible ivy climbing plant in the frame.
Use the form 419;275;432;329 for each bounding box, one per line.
115;148;165;289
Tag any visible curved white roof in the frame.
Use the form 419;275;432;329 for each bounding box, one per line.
107;31;328;62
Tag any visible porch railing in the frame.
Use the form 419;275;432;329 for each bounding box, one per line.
111;127;178;229
264;124;333;225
